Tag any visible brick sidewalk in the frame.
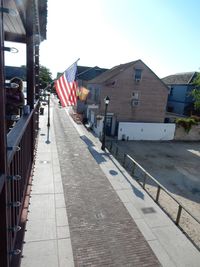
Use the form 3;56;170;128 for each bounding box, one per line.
53;106;161;267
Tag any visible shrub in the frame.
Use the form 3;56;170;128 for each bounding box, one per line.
190;115;200;122
175;117;198;133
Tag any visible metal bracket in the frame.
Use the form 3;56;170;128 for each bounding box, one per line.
3;46;18;53
8;201;21;208
7;146;21;151
7;175;22;181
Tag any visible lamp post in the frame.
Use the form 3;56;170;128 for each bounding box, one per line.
46;92;50;144
47;92;50;128
101;96;110;151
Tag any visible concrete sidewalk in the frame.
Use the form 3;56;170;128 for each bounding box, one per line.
21;104;74;267
21;99;200;267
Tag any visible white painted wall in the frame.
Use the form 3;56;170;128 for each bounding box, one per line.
93;118;104;138
91;110;95;124
118;122;175;141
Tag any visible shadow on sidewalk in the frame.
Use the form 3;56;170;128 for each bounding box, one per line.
80;135;106;164
80;134;144;200
80;135;94;147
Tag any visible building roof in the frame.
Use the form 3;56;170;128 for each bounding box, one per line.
162;72;197;85
77;66;108;81
5;66;26;80
88;60;139;83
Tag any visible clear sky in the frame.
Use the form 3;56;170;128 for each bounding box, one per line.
5;0;200;79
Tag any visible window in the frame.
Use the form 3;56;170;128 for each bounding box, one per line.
132;92;139;99
94;88;100;102
87;87;92;99
167;106;174;112
134;69;142;82
131;91;139;107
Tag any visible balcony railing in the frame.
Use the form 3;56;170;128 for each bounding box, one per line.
0;101;39;267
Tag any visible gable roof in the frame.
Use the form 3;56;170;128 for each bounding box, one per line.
88;60;139;84
162;72;197;85
5;66;26;80
77;66;108;81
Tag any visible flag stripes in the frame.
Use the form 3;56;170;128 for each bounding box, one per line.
55;61;78;107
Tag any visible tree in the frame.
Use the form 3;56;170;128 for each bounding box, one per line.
39;65;53;90
191;72;200;110
20;64;53;90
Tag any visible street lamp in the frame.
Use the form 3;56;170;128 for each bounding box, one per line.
101;96;110;151
47;92;50;128
46;92;51;144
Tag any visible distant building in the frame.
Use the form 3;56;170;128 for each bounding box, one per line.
162;72;198;115
5;66;27;97
77;66;108;86
5;66;26;80
76;66;108;113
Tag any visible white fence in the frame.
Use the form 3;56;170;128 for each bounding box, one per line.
118;122;175;141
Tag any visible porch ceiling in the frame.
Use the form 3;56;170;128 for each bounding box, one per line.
3;0;47;43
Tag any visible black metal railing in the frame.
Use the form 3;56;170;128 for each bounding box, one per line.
0;101;40;266
107;141;200;251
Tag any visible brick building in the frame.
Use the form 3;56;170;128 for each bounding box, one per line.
86;60;168;136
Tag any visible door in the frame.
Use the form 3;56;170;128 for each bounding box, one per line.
105;116;112;136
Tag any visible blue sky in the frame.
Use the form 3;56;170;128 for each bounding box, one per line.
5;0;200;79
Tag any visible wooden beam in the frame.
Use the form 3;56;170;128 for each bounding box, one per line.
15;0;26;31
4;32;26;43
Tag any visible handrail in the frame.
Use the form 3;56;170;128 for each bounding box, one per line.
7;100;39;164
125;153;200;225
4;100;39;265
107;141;200;249
7;113;33;164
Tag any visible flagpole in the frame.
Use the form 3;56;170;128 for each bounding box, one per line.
55;58;80;81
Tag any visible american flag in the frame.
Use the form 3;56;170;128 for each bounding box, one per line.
55;61;78;107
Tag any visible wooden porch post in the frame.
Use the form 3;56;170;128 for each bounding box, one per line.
26;0;35;110
26;0;36;164
0;0;9;265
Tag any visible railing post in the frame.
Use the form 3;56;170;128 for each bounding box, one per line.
115;146;118;157
155;185;161;203
143;173;147;189
176;205;182;225
110;141;112;152
131;162;136;176
123;153;126;167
